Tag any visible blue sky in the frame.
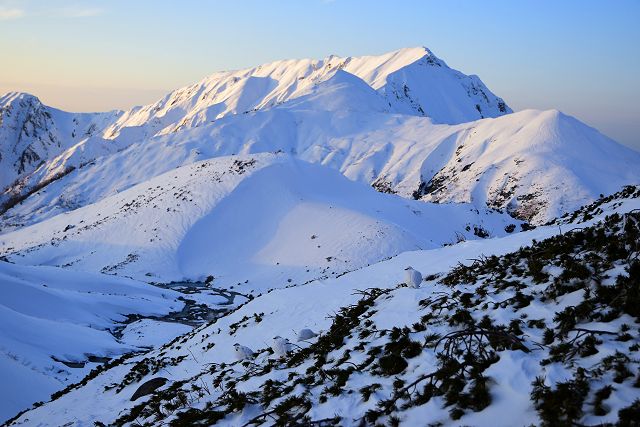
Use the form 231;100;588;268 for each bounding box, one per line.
1;0;639;149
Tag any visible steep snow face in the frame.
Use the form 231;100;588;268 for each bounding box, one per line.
0;261;183;422
0;92;121;193
414;109;640;223
0;153;518;285
357;47;511;123
7;106;638;229
100;47;509;140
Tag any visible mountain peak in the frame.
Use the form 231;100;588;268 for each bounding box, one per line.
99;46;510;140
0;91;44;108
332;46;441;70
379;46;441;63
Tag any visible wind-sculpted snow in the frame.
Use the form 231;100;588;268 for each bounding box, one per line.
0;153;518;286
7;190;639;426
0;261;183;422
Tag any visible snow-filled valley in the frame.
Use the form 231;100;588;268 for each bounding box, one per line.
0;262;184;419
0;46;639;426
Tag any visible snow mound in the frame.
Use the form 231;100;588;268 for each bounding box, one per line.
0;153;517;286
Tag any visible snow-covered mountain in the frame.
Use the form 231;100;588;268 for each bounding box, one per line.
1;46;639;425
0;47;511;217
100;47;510;141
412;109;640;222
0;92;121;194
1;48;638;227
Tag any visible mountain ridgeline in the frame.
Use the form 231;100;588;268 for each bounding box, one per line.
1;47;637;228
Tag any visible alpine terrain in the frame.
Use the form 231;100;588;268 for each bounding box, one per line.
0;46;639;426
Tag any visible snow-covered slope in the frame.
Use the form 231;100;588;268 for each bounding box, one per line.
0;261;184;422
8;188;639;427
413;109;640;222
0;153;518;286
0;92;121;194
5;105;638;230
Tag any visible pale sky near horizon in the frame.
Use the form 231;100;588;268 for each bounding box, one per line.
1;0;639;150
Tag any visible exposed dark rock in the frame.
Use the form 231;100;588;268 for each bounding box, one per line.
130;377;169;401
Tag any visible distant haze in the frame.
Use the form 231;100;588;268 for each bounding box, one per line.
1;0;638;150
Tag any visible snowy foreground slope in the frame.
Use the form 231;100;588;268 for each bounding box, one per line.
7;187;640;426
0;262;184;421
0;153;518;286
3;47;637;226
